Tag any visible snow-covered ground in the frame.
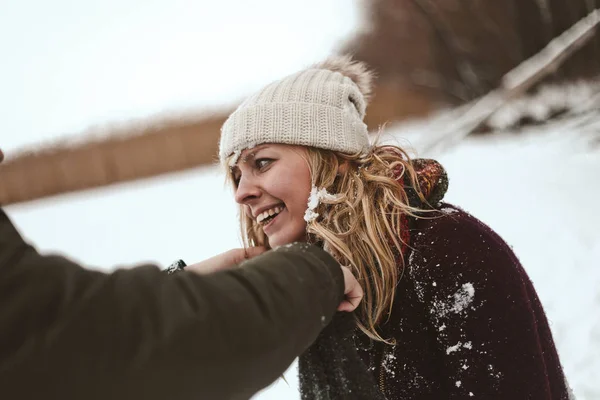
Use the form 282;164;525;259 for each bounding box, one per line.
2;1;598;398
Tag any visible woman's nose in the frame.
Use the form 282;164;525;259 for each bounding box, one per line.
234;175;262;204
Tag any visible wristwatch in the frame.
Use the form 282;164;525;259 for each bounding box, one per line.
164;259;187;275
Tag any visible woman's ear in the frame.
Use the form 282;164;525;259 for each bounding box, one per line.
337;160;350;176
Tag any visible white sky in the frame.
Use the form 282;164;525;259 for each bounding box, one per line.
1;0;360;149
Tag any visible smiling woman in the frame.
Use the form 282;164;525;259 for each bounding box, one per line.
230;144;312;247
216;55;572;400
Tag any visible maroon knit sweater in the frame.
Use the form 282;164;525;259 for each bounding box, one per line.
354;203;570;399
299;158;570;399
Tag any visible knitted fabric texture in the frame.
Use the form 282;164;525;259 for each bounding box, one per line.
219;63;370;165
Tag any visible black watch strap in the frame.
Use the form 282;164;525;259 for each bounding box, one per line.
164;259;187;275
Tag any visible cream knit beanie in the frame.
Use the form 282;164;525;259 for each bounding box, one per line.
219;55;373;165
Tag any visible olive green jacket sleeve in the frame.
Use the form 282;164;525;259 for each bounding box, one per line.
0;209;344;400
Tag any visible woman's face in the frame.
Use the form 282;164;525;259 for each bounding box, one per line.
231;144;312;248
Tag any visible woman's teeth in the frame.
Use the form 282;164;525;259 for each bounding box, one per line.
256;206;284;224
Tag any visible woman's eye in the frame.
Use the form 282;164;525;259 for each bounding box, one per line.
255;158;273;169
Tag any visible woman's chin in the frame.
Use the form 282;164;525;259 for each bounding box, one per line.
267;232;307;248
268;236;291;248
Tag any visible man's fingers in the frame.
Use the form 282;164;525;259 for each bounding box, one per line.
232;246;268;265
337;301;353;312
339;266;364;312
340;290;363;312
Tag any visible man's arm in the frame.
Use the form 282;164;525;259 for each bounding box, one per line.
0;209;343;400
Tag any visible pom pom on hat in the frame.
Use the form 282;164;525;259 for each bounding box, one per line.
314;55;374;102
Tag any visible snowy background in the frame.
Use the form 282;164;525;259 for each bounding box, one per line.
1;1;598;398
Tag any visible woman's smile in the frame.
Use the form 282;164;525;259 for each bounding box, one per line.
233;144;312;248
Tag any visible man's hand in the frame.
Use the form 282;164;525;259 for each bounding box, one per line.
0;148;4;163
186;247;267;275
337;266;364;312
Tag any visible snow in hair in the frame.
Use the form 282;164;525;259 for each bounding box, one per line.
314;55;375;102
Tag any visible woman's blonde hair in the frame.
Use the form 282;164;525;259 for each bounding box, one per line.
230;143;426;342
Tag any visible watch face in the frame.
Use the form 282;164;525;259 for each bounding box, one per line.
165;259;187;274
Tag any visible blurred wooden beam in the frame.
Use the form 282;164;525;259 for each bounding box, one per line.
4;2;599;206
0;112;228;206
